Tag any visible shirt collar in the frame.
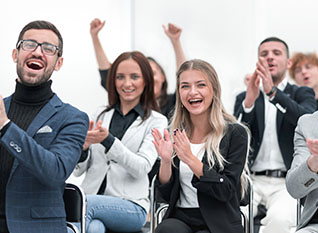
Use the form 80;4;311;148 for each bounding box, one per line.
277;77;288;91
114;102;145;118
260;77;288;93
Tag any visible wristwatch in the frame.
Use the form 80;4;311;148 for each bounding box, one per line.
266;86;277;96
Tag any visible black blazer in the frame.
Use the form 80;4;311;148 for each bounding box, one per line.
234;84;316;169
155;123;249;233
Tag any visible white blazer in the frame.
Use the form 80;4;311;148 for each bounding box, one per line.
74;106;168;212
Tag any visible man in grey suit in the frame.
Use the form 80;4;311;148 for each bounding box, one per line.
286;111;318;232
0;20;89;233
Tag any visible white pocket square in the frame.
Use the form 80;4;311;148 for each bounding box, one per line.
36;125;53;134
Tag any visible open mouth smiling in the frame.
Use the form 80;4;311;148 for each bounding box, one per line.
189;98;203;105
123;89;135;93
26;61;44;70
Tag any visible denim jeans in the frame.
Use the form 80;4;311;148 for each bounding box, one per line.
85;194;147;233
68;226;76;233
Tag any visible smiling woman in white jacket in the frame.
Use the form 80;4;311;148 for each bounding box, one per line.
73;51;167;233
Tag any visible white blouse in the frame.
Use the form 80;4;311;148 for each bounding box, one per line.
177;142;205;208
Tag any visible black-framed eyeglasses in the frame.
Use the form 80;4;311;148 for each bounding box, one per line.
17;39;60;56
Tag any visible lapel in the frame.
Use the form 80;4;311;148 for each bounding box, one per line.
100;109;143;143
4;96;11;114
255;93;265;141
121;116;143;142
276;83;291;132
25;94;61;137
101;108;114;129
173;156;180;183
174;156;180;167
4;94;60;137
7;94;61;178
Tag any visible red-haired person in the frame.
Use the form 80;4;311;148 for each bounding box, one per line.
289;52;318;108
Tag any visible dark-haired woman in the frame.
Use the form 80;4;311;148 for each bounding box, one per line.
89;18;186;119
74;51;167;233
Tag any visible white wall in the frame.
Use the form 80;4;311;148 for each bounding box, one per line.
1;0;318;116
2;0;318;185
0;0;133;117
133;0;318;113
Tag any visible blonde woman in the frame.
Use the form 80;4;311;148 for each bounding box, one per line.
152;59;250;233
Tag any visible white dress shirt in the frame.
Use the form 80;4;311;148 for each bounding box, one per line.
243;79;288;172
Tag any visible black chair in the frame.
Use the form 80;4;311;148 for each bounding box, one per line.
296;198;305;226
149;175;166;233
67;222;80;233
240;175;254;233
63;183;86;233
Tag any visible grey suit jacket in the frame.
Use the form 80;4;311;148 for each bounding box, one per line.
73;106;168;212
286;111;318;230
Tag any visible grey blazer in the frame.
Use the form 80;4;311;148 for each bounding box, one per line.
73;106;168;212
286;111;318;230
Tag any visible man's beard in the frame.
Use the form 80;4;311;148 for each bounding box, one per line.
16;62;54;87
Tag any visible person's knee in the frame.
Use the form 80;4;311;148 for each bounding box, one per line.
267;205;296;223
155;220;174;233
261;207;296;230
67;226;76;233
87;219;106;233
155;218;192;233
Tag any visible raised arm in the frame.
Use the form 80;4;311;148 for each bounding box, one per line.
90;18;111;70
163;23;186;70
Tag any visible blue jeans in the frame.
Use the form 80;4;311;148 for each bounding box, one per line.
68;226;76;233
85;195;147;233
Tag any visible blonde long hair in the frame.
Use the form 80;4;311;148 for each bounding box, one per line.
169;59;250;198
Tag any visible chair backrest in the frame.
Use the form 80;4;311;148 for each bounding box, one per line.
150;175;170;233
67;222;80;233
296;198;305;226
149;175;157;233
240;175;254;233
63;183;86;233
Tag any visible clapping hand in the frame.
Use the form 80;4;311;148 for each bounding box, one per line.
152;128;173;163
172;129;193;165
83;120;109;150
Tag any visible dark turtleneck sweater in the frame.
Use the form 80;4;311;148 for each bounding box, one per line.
0;80;53;233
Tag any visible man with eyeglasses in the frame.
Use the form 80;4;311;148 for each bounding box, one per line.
0;20;89;233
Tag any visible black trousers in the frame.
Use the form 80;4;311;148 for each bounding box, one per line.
155;208;210;233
